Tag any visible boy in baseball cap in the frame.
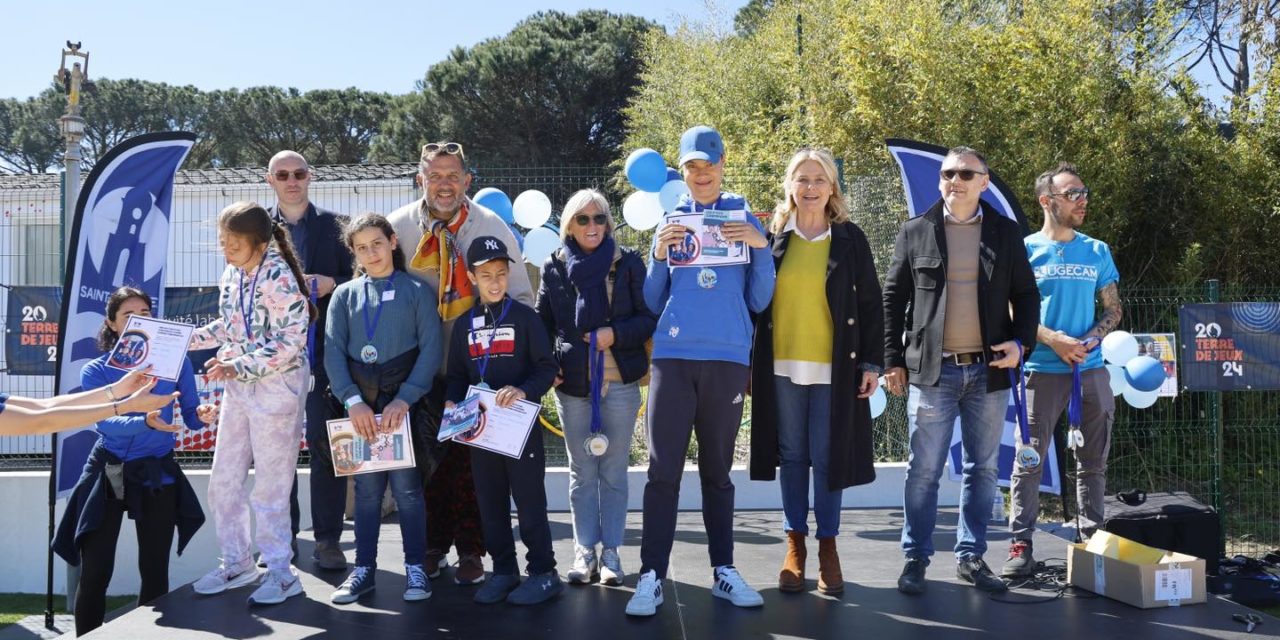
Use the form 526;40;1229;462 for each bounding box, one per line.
446;235;561;605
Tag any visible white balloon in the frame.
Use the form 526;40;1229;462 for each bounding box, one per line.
1106;364;1128;396
869;381;887;419
512;190;552;229
522;226;561;265
622;191;665;231
1101;331;1139;365
1123;386;1160;409
658;179;691;213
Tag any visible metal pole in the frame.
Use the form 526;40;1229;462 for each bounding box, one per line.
1206;278;1224;557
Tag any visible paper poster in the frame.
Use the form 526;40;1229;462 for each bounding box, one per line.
666;210;751;268
1134;332;1179;397
106;315;195;382
326;413;416;476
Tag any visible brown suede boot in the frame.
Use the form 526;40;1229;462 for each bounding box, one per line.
817;536;844;594
779;531;807;592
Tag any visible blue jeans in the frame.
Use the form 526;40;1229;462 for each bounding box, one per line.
774;376;842;538
554;381;642;549
901;362;1007;562
354;466;426;569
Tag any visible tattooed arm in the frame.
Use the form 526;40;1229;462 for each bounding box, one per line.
1083;282;1123;340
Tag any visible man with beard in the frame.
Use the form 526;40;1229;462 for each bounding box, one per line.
1003;162;1121;578
388;142;531;586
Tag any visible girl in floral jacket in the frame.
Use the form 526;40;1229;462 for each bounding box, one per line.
189;201;316;606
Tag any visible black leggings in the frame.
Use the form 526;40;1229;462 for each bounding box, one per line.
75;484;176;636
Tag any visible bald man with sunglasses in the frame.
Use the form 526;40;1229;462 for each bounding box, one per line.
882;146;1040;596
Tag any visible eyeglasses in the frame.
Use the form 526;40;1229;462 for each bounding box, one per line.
575;213;609;227
422;142;464;156
273;169;309;182
940;169;988;181
1049;188;1090;202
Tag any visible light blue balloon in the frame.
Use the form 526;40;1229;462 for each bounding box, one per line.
658;180;691;213
475;187;514;224
666;167;681;183
1124;355;1166;393
1105;364;1128;396
869;382;887;419
1123;386;1160;409
625;149;668;193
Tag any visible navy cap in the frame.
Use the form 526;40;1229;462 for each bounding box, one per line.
466;236;514;270
678;125;724;166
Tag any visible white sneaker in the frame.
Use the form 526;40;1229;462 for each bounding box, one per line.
600;547;625;586
712;565;763;607
193;561;259;595
625;569;664;616
567;545;598;585
248;568;304;605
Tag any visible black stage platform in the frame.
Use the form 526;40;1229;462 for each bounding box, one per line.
85;509;1279;639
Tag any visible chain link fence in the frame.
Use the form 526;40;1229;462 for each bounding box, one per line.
3;163;1277;556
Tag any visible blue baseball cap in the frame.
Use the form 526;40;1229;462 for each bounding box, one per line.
678;125;724;166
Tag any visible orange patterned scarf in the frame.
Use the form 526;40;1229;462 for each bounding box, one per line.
411;202;475;320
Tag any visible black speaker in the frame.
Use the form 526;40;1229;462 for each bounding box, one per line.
1102;491;1221;574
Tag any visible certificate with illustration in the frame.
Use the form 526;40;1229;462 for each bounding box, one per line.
448;385;540;459
326;413;415;476
666;209;751;268
439;393;483;441
106;315;196;382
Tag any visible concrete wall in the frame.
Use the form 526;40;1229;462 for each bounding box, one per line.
0;463;961;594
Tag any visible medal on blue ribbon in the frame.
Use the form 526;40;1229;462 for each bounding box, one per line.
697;267;717;289
1008;339;1040;470
360;274;394;365
584;330;609;456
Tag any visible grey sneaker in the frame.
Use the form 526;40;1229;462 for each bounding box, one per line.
474;573;520;604
193;561;259;595
567;545;598;585
248;568;304;605
1001;540;1036;578
625;570;663;616
404;563;432;601
331;566;375;604
600;547;625;586
507;570;564;605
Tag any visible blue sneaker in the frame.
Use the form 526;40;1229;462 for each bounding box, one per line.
331;566;375;604
507;570;563;605
404;563;432;601
474;573;520;604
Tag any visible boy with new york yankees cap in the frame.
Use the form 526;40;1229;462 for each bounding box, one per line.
444;235;562;605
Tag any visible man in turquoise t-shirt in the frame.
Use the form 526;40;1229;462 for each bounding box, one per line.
1004;162;1123;578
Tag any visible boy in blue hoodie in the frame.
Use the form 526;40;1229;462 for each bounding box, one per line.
626;126;776;617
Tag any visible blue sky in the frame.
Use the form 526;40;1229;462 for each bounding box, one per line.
2;0;749;99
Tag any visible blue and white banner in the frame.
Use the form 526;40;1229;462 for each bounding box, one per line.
886;138;1055;493
53;132;195;497
884;138;1029;232
1180;302;1280;391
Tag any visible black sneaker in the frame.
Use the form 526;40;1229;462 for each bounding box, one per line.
957;557;1008;592
1001;540;1036;578
897;558;927;595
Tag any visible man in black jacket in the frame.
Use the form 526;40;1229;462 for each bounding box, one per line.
267;150;354;570
882;146;1040;595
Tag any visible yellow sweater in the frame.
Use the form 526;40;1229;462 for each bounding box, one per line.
772;235;834;384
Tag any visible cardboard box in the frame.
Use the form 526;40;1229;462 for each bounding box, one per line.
1067;542;1207;608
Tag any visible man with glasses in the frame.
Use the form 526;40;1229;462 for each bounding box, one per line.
265;150;355;571
883;146;1040;595
1004;162;1121;578
388;141;531;587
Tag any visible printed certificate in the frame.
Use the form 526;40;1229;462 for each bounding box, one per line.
438;394;482;441
449;385;540;459
326;413;416;476
106;315;196;382
666;210;751;268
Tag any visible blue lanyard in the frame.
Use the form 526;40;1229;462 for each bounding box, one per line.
1068;337;1103;430
589;330;605;434
361;273;396;343
306;278;317;364
238;253;266;339
472;298;512;385
1007;339;1031;446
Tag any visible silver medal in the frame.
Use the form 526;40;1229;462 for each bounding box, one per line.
1015;444;1041;469
584;433;609;457
360;344;379;364
697;267;718;289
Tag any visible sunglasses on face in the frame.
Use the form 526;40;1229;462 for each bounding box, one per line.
423;142;464;156
1050;188;1090;202
273;169;309;182
575;213;609;227
940;168;988;181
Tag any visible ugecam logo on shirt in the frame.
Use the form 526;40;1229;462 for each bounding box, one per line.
467;326;516;357
1034;264;1099;281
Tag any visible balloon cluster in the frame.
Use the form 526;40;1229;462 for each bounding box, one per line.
1101;331;1167;408
474;187;560;266
623;149;689;231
